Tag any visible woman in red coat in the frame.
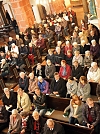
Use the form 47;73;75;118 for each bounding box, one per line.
59;60;71;80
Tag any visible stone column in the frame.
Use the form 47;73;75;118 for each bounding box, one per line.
9;0;34;32
95;0;100;29
82;0;89;14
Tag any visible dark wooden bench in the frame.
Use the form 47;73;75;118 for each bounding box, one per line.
44;95;95;134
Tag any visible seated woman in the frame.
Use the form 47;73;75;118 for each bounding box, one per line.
28;72;38;93
8;109;22;134
34;63;45;78
77;76;91;101
0;59;9;78
38;76;49;94
66;76;77;98
59;60;71;80
64;95;83;125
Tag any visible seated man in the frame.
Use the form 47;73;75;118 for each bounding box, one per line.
87;62;100;83
43;119;65;134
45;59;56;79
0;59;9;78
33;87;47;116
19;72;29;93
31;111;46;134
36;34;46;54
71;60;83;81
82;98;100;134
38;76;49;94
50;72;67;97
17;88;31;112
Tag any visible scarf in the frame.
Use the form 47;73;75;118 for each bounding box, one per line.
62;67;67;76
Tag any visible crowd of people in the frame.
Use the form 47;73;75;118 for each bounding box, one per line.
0;7;100;134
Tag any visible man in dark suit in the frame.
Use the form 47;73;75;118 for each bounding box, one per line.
72;60;83;81
43;119;65;134
31;111;46;134
50;72;67;97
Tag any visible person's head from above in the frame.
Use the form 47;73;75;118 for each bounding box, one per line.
16;34;19;40
47;119;55;129
74;50;80;57
79;32;83;38
91;39;96;46
49;22;53;26
20;111;29;119
57;41;62;47
24;35;28;40
4;88;10;96
12;109;18;118
68;7;72;12
19;72;25;79
34;87;41;96
17;88;24;96
29;42;33;47
74;26;79;31
65;40;70;46
61;60;67;67
14;52;18;58
90;30;95;36
56;46;61;54
11;43;16;48
86;98;94;108
32;111;39;121
29;72;34;80
21;43;24;47
79;76;87;85
48;49;53;55
72;42;78;48
54;72;60;81
91;62;98;69
68;76;74;84
9;37;13;41
39;34;43;40
31;30;35;34
67;50;72;57
0;51;5;57
71;95;81;106
1;59;6;65
85;50;90;57
73;32;78;38
73;60;79;67
81;40;86;46
6;50;11;55
36;63;41;70
46;59;52;66
38;76;43;83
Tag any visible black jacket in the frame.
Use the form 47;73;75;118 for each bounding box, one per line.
72;65;83;80
43;122;65;134
19;76;29;92
50;78;67;97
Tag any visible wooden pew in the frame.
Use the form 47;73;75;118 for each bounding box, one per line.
0;77;6;98
44;95;95;134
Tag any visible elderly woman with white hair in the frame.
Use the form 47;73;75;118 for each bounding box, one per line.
90;39;100;60
0;59;9;78
87;62;100;83
38;76;49;94
80;40;90;55
8;109;22;134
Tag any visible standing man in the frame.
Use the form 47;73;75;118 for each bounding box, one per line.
82;98;100;134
